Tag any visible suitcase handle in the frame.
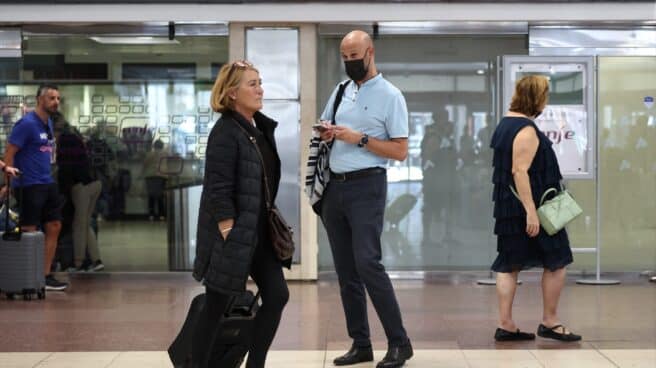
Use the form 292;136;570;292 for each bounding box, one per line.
248;291;261;313
225;290;261;315
3;174;22;242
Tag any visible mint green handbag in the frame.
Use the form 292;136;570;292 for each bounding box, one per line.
510;185;583;236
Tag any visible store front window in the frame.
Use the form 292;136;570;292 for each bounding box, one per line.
0;28;228;271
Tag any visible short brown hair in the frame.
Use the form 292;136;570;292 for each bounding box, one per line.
210;60;258;113
509;75;549;117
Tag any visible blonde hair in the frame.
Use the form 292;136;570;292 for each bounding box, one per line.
509;75;549;117
210;61;259;113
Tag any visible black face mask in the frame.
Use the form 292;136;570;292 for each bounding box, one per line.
344;51;369;81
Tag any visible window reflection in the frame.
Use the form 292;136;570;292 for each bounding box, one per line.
317;35;527;271
589;56;656;271
0;34;228;271
246;28;302;262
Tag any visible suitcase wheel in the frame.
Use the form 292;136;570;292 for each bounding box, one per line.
37;289;46;300
6;293;15;300
21;289;37;301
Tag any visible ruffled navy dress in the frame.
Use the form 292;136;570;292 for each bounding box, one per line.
490;117;573;272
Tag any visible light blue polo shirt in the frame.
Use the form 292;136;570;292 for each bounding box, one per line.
320;74;408;173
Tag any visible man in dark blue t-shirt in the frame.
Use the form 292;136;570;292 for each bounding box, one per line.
5;84;67;291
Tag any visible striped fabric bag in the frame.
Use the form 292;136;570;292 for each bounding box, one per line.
304;80;350;215
305;134;331;215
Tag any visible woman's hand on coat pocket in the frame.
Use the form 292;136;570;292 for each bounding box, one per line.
218;219;234;240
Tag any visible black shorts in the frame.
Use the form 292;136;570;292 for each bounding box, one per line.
15;184;63;227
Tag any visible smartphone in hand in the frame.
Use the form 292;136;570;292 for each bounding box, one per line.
313;120;332;133
312;124;329;133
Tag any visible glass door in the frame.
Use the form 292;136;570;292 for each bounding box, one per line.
0;29;24;174
500;55;656;272
316;35;528;271
595;56;656;271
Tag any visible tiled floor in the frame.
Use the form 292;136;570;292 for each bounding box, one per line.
1;349;655;367
0;273;654;367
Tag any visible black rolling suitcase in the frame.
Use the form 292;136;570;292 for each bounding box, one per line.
0;179;46;300
168;289;260;368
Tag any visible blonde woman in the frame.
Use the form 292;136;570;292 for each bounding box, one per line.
490;75;581;342
191;60;289;367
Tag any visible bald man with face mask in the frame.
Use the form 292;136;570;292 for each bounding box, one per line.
317;30;413;368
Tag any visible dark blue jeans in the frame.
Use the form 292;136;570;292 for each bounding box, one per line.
321;171;409;347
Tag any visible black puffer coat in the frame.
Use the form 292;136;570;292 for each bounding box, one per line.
192;110;287;295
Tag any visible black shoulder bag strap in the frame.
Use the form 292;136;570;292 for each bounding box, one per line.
327;80;350;148
331;80;350;125
230;118;295;261
230;119;273;211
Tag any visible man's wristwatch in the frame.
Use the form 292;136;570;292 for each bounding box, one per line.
357;133;369;148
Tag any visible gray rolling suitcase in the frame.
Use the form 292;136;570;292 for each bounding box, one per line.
0;181;46;301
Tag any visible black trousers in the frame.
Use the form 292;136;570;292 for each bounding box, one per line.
145;177;167;217
321;171;409;348
191;239;289;368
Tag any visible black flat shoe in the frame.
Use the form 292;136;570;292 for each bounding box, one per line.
537;324;582;342
494;328;536;341
376;343;413;368
333;344;374;366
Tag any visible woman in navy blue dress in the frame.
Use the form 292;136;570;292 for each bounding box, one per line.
490;75;581;342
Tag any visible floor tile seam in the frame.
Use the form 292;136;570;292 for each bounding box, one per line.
595;349;622;368
32;352;53;368
104;351;122;368
527;349;546;368
322;303;333;367
9;348;654;354
14;348;655;353
319;317;326;366
530;348;622;367
461;349;542;362
456;347;472;368
31;352;122;365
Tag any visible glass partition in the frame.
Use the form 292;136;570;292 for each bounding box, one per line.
0;33;228;271
247;28;302;263
568;56;656;271
0;57;23;179
317;35;528;271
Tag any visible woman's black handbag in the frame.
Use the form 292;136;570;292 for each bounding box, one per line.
232;119;296;261
267;206;295;261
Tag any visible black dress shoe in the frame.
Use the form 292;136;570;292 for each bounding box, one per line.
333;345;374;366
376;343;413;368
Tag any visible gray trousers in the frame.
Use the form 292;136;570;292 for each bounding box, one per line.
71;180;102;266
